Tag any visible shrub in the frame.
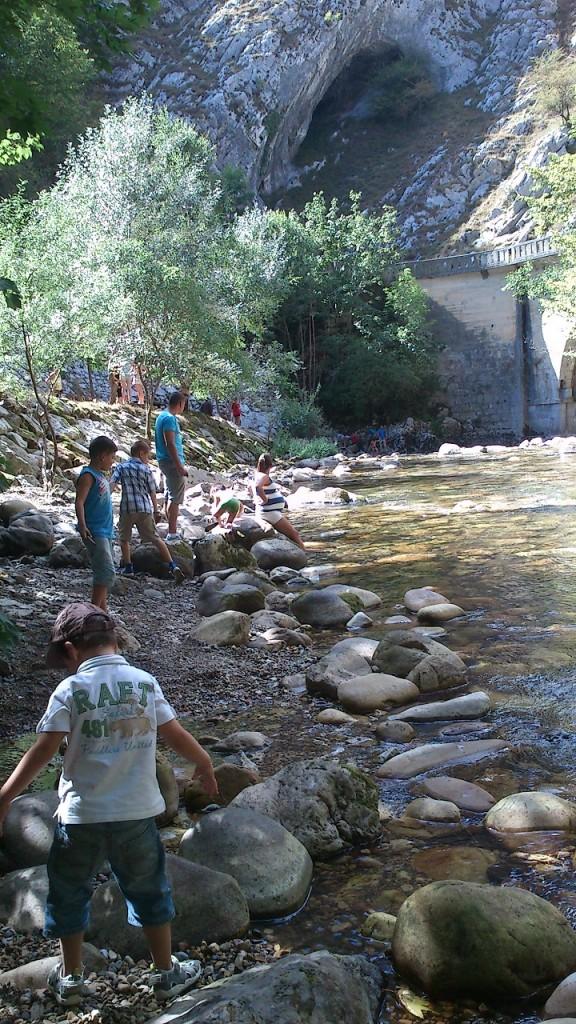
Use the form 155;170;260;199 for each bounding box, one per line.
273;432;337;459
370;55;435;122
278;393;328;438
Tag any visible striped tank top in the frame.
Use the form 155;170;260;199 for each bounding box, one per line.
254;471;285;511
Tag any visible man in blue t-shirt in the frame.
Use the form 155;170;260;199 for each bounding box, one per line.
154;392;188;541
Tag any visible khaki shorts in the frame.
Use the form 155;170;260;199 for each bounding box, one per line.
118;511;158;544
158;459;186;505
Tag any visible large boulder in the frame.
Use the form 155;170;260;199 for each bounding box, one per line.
392;880;576;999
0;510;54;555
87;854;249;958
337;674;419;713
251;537;308;570
0;498;37;525
132;542;195;579
179;806;313;917
194;535;257;574
47;534;90;569
196;578;265;616
390;692;491;722
373;631;466;692
146;950;381;1024
191;610;251;646
292;590;353;629
1;791;59;868
0;865;49;931
232;758;380;859
305;650;371;700
485;792;576;833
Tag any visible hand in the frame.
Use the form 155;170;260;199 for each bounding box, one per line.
153;510;162;523
177;464;188;479
79;526;94;543
196;766;219;801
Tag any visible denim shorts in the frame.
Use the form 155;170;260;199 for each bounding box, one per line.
83;535;115;588
45;818;174;938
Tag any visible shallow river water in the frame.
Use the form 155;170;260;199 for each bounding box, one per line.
8;448;576;1023
256;449;576;1024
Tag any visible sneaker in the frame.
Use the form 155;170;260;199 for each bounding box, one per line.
150;955;202;1002
47;963;89;1006
120;564;134;576
165;533;181;543
170;564;185;584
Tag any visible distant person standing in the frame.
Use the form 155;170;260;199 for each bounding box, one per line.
231;399;241;427
119;360;132;405
253;453;305;550
132;363;145;406
75;436;117;611
154;392;188;542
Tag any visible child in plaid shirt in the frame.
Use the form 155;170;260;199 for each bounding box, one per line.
110;440;184;582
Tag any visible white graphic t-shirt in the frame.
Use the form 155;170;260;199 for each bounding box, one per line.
37;654;176;824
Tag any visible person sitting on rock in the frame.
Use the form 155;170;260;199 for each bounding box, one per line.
205;487;244;535
110;439;184;583
0;602;218;1008
253;453;305;550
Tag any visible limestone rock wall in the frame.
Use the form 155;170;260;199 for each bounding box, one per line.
108;0;556;195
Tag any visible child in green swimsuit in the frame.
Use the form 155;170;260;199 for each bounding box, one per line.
206;489;244;532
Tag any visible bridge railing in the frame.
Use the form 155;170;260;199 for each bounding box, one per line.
404;235;557;279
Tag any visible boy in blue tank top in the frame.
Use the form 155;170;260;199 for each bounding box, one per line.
75;436;117;611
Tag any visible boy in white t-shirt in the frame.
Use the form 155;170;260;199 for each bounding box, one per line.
0;603;218;1007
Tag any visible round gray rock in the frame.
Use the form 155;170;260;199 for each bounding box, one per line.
191;610;251;646
486;792;576;833
0;866;49;931
545;973;576;1019
251;538;308;570
197;581;265;616
393;880;576;999
404;587;449;612
88;853;249;958
179;806;313;917
374;720;416;743
292;590;354;629
1;792;59;868
337;673;419;713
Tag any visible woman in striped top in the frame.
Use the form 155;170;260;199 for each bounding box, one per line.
253;453;305;550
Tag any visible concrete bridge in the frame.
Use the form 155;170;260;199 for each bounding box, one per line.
406;237;575;441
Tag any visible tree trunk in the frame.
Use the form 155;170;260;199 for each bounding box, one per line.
86;359;95;400
21;320;59;490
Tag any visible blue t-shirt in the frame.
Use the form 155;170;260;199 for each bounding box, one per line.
78;467;113;538
155;409;184;463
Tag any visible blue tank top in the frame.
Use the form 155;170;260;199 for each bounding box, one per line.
78;467;113;538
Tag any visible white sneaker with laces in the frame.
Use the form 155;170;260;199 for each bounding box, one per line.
47;963;89;1005
151;955;202;1002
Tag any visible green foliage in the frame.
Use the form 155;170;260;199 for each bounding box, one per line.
278;393;329;438
0;131;42;168
527;50;576;129
267;193;436;427
505;153;576;316
370;56;436;122
273;432;337;459
324;10;342;25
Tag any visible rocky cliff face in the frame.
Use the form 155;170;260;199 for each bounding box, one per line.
108;0;562;253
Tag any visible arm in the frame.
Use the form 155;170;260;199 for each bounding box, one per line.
147;469;160;518
75;474;94;541
164;429;187;477
0;732;66;833
255;474;269;504
158;719;218;799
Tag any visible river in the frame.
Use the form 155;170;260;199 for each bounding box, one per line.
6;447;576;1022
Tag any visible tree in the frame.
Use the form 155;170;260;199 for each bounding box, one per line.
528;50;576;130
506;153;576;316
0;0;157;170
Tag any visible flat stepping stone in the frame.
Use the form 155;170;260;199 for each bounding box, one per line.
317;709;356;725
376;739;508;779
412;846;498;883
405;797;461;823
420;777;495;812
404;587;449;611
441;721;494;737
390;692;490;723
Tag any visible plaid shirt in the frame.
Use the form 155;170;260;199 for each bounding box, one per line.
111;458;156;514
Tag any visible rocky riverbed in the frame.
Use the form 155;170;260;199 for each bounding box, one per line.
5;399;576;1023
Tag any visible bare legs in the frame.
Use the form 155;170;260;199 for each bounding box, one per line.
59;923;173;976
274;516;305;550
91;584;109;611
166;501;180;536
